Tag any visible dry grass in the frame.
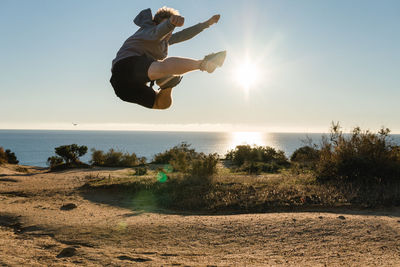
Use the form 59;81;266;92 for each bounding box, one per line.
82;163;358;213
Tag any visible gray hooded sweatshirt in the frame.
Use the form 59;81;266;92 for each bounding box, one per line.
112;8;209;69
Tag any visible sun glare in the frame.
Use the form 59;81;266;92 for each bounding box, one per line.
229;132;265;150
234;58;261;90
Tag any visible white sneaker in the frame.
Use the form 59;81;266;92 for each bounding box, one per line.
200;50;227;73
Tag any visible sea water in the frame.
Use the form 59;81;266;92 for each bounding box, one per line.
0;130;399;167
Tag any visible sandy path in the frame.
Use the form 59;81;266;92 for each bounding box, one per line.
1;165;400;266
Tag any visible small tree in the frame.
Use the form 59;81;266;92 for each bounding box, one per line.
47;144;88;170
5;149;19;164
54;144;88;164
0;147;19;165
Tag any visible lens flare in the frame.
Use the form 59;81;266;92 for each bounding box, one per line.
157;171;168;183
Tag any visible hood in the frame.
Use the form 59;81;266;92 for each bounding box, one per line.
133;8;154;27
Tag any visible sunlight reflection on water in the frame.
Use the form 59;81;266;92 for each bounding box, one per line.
228;132;282;151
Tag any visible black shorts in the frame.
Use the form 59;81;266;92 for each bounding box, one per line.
110;55;156;109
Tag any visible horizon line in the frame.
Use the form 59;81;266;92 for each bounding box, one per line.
0;123;399;134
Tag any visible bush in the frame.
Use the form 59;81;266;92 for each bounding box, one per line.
290;146;320;169
47;144;88;170
239;161;281;174
153;143;200;172
169;150;191;172
152;143;218;176
316;123;400;186
153;143;198;162
134;167;148;176
138;157;147;165
225;145;289;173
189;153;219;177
0;147;19;165
90;148;141;167
47;156;64;169
91;149;105;166
5;149;19;164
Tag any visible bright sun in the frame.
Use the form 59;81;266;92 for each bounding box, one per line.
234;58;261;90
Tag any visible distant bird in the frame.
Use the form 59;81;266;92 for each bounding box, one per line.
72;123;78;126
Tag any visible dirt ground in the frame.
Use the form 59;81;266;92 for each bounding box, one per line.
1;164;400;266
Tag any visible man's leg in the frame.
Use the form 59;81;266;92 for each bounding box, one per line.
148;51;227;81
148;57;202;81
149;57;199;109
152;88;173;109
149;51;227;110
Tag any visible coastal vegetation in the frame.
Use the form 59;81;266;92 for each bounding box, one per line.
90;148;146;167
47;144;89;170
0;147;18;165
152;142;218;177
3;123;400;211
226;145;289;174
81;124;400;211
314;123;400;205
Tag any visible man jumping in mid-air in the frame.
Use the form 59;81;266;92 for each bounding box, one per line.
110;7;226;109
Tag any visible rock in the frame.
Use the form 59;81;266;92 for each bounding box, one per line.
56;247;77;258
338;215;346;220
318;216;323;219
60;203;77;211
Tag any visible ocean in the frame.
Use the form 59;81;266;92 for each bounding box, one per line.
1;130;399;167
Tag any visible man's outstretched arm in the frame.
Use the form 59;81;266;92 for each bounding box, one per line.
169;15;220;45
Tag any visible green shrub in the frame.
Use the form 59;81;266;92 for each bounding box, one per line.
153;142;198;163
134;167;148;176
152;143;218;176
225;145;289;173
189;153;219;177
239;161;281;174
316;123;400;187
47;156;64;169
91;149;106;166
5;149;19;164
0;147;19;165
290;146;320;169
153;143;200;172
90;148;140;167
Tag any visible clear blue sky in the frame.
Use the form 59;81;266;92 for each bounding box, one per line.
1;0;399;132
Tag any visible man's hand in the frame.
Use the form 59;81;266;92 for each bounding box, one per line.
205;14;220;27
169;15;185;27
